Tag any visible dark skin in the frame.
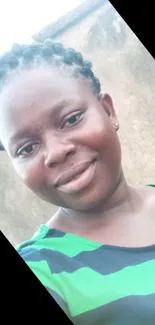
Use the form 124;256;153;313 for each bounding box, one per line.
1;66;155;248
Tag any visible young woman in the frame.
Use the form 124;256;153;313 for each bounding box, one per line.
0;41;155;325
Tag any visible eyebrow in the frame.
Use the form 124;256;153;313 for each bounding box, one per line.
8;129;35;148
8;99;75;145
49;99;75;115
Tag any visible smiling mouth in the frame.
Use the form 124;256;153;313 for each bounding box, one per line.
54;160;97;194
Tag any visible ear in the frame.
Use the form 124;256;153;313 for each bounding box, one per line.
99;93;119;131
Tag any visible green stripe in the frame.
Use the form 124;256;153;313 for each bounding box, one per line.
147;184;155;188
27;260;65;300
52;259;155;316
16;225;49;251
31;224;49;240
31;236;101;257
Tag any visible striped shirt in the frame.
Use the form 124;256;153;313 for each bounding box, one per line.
17;223;155;325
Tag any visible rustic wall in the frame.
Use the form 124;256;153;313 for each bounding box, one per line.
0;1;155;246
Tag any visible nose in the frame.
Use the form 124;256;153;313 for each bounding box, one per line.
44;136;76;168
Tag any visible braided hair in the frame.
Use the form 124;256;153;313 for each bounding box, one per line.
0;40;101;95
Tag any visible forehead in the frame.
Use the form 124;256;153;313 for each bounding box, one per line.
2;67;84;107
0;66;93;146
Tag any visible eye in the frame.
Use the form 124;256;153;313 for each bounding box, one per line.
63;112;83;128
17;143;39;157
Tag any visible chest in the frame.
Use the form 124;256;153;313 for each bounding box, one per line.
85;215;155;248
51;246;155;324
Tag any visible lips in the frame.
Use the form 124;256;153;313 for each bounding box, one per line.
54;161;94;187
53;159;97;194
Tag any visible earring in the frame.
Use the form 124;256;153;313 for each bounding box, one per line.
114;123;119;130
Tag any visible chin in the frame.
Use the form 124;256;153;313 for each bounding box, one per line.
36;180;114;212
61;188;108;212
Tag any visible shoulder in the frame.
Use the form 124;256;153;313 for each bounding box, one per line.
16;224;61;277
16;225;64;294
145;184;155;211
16;224;68;272
16;225;70;316
138;184;155;212
16;224;64;263
16;224;48;258
142;184;155;200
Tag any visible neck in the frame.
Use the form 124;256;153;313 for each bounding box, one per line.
56;173;142;233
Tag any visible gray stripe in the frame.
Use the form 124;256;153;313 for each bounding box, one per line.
72;294;155;325
21;248;79;273
22;244;155;274
46;287;70;317
44;229;66;239
21;244;155;275
73;245;155;275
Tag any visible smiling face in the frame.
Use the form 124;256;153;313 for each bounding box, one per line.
0;66;122;211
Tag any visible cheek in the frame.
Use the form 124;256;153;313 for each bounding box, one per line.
81;111;109;147
14;159;45;191
83;128;105;148
78;116;114;151
77;116;121;166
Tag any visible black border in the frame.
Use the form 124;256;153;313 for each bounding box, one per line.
1;0;154;322
109;0;155;59
0;231;73;323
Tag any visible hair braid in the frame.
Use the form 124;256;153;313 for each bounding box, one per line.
0;40;101;95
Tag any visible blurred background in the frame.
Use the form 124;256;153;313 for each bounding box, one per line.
0;0;155;246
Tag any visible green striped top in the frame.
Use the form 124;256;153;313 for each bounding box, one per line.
17;222;155;325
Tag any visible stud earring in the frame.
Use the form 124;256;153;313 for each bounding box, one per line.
114;123;119;130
